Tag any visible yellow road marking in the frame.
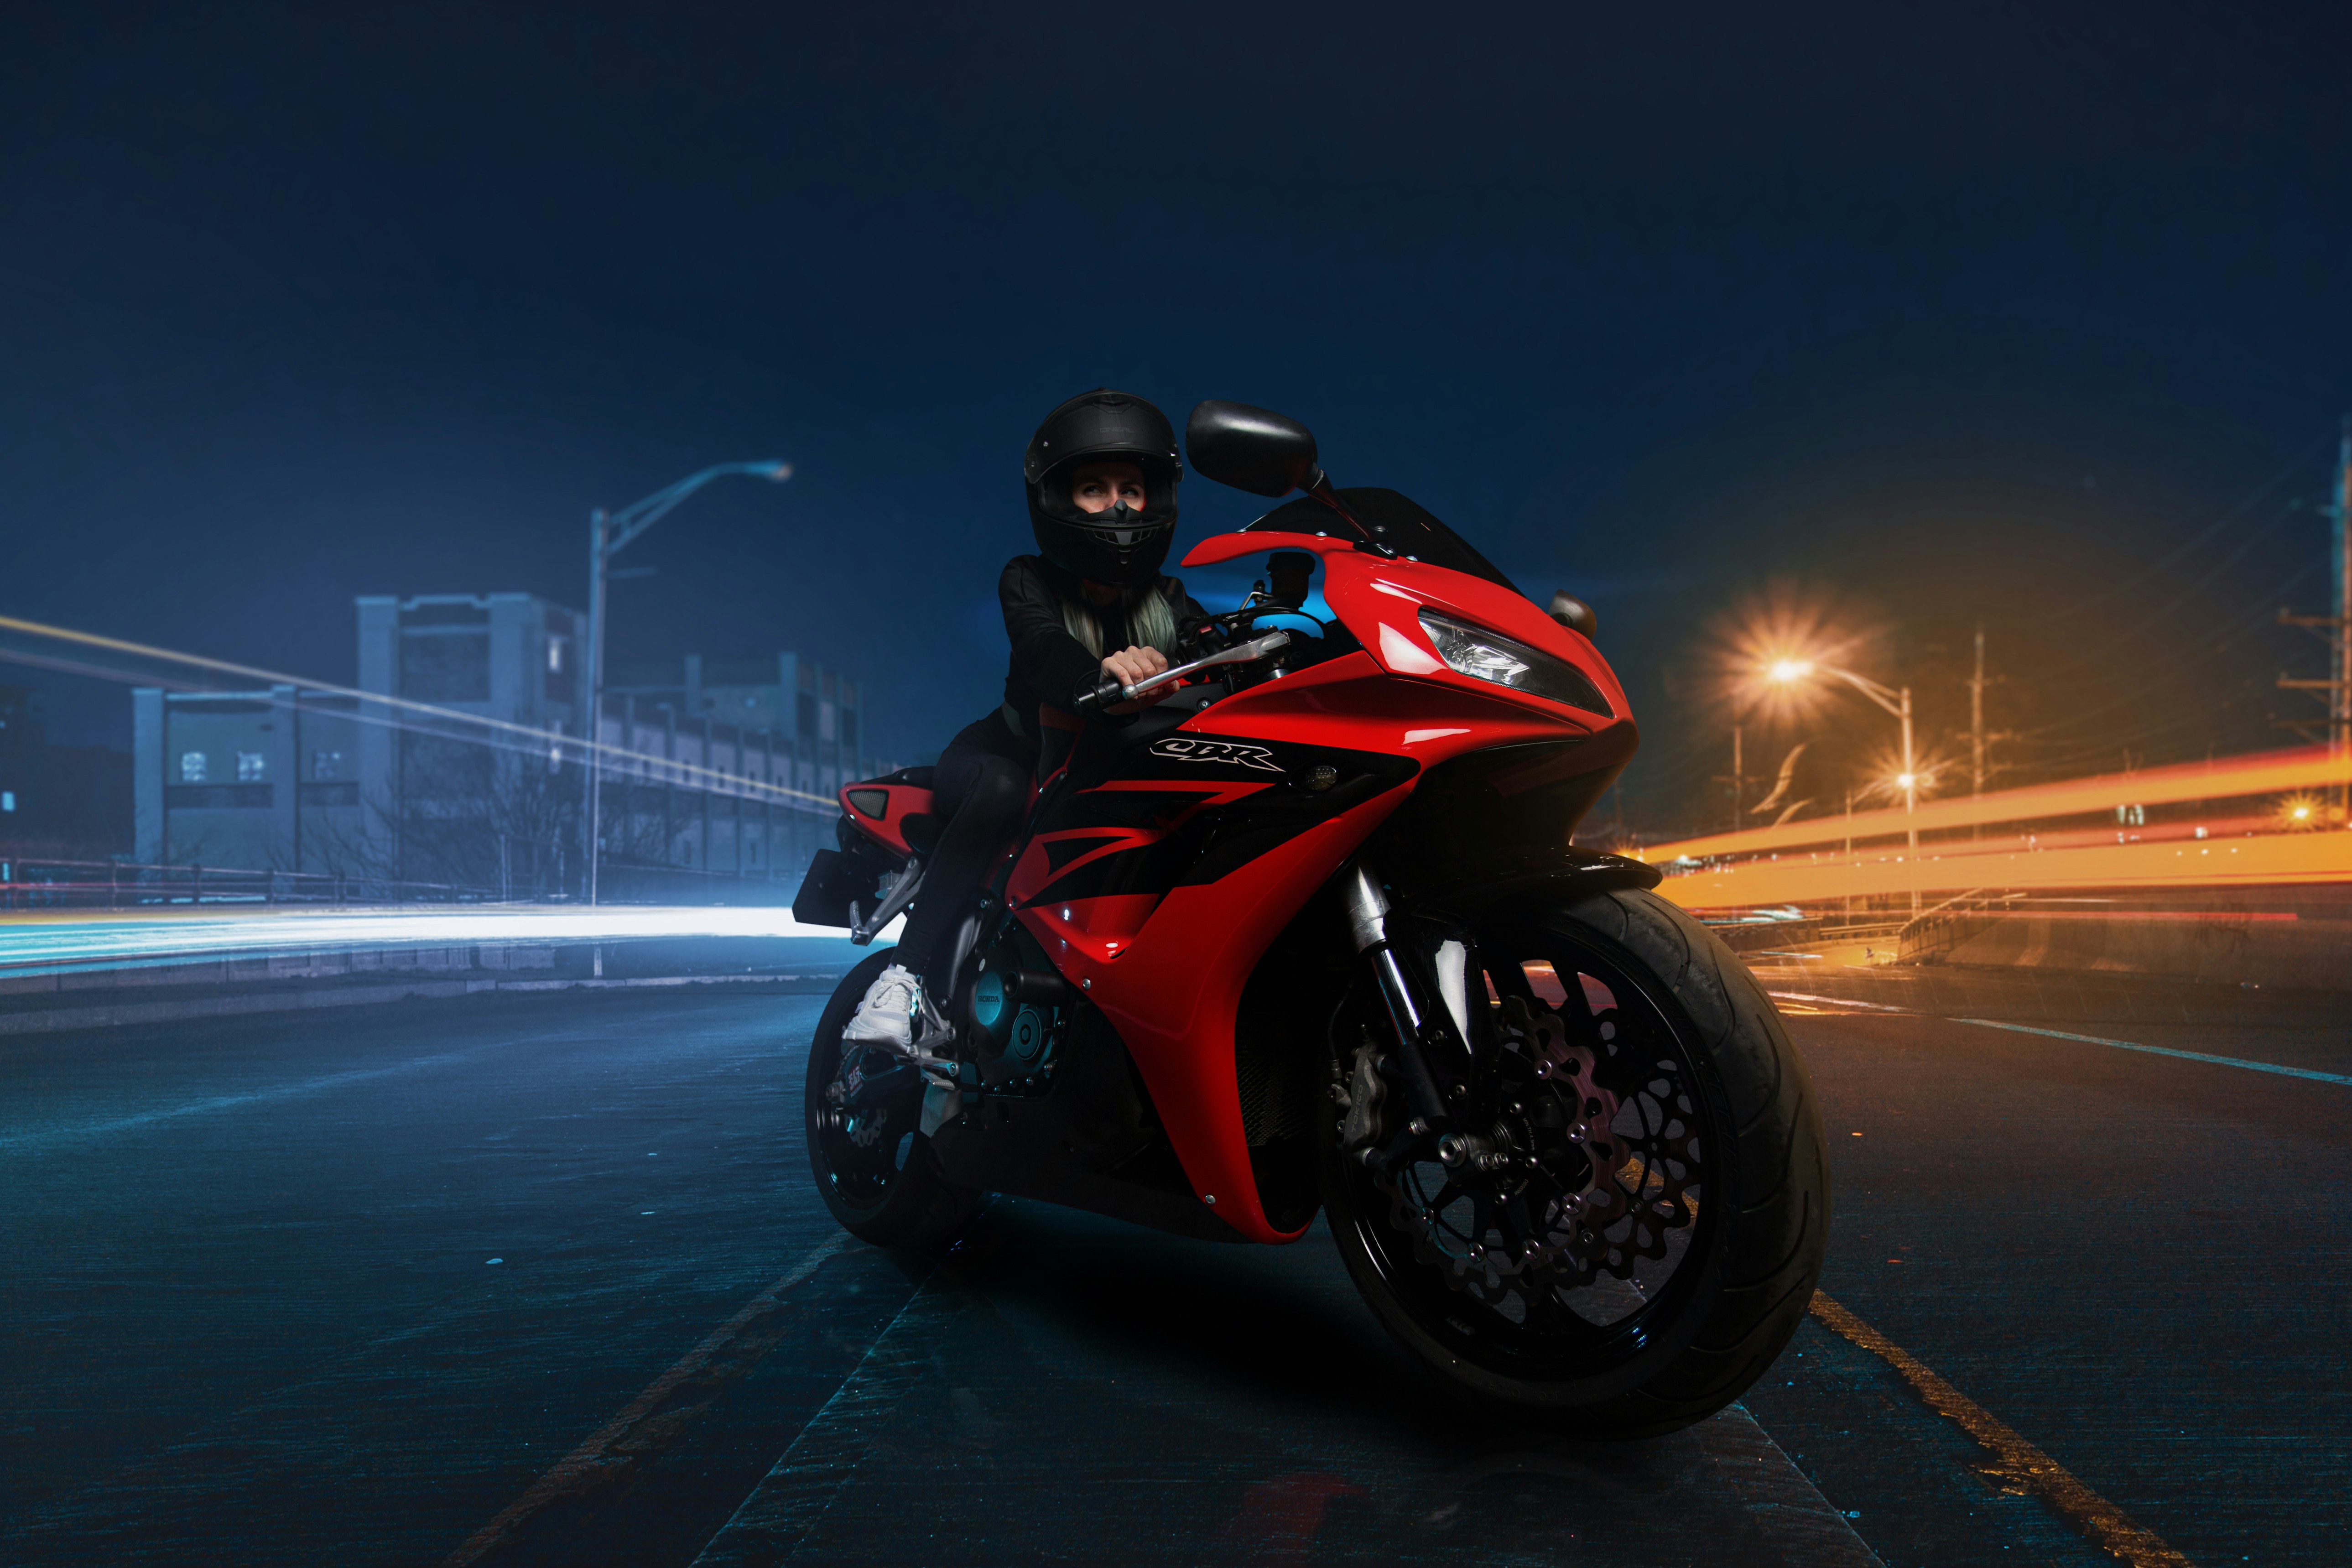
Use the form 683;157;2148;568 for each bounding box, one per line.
1808;1292;2196;1568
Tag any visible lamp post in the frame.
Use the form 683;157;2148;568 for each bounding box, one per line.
1765;657;1919;909
585;460;791;904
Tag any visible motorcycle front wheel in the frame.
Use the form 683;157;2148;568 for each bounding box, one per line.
805;948;978;1250
1320;886;1828;1438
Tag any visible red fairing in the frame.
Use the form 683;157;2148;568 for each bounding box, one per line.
998;529;1638;1244
1182;530;1632;739
838;780;937;862
1016;787;1410;1244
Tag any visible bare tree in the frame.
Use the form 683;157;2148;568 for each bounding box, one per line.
317;734;580;898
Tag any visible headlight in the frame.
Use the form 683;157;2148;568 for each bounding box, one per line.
1418;609;1613;717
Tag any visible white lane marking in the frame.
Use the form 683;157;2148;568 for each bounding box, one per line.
691;1265;947;1566
1955;1018;2352;1087
1702;1401;1887;1567
1767;991;1915;1013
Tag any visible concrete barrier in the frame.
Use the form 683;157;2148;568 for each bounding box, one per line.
1899;886;2352;992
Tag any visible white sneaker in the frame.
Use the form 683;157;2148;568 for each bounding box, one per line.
842;964;919;1050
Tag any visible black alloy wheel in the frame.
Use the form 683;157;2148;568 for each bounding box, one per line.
806;948;978;1249
1319;887;1828;1437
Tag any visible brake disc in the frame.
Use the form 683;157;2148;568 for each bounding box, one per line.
1373;990;1699;1298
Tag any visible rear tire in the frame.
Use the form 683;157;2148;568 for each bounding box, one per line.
806;948;979;1249
1321;887;1828;1438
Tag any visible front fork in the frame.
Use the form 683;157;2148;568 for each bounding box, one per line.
1337;858;1475;1138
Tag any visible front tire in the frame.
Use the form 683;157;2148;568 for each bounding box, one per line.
806;948;978;1249
1321;887;1828;1437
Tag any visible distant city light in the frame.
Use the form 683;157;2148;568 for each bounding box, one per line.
2277;791;2327;831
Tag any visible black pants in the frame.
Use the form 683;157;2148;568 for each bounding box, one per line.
894;710;1031;984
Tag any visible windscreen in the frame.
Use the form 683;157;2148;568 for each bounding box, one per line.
1241;487;1520;594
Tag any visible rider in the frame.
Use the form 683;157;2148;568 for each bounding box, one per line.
843;388;1210;1049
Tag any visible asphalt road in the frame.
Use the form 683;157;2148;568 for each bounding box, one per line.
2;960;2344;1566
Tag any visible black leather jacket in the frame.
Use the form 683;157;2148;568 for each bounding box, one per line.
996;554;1207;731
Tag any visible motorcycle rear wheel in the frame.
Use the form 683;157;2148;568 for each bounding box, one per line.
1320;887;1828;1437
805;949;979;1250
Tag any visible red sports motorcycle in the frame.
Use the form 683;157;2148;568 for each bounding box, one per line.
794;401;1827;1436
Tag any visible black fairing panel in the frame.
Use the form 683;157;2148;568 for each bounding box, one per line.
1371;738;1630;895
1385;845;1661;931
1014;729;1419;908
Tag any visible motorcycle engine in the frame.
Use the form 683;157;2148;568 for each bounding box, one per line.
964;935;1067;1089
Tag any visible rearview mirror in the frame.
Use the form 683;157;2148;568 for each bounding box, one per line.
1548;591;1598;638
1186;400;1320;497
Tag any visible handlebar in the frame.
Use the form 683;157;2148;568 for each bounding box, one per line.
1070;630;1292;715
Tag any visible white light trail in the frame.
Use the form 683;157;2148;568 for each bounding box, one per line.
0;906;900;977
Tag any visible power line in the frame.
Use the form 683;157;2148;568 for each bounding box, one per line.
2052;429;2336;616
0;613;832;807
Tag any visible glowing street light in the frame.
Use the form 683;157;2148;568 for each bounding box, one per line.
1763;652;1921;905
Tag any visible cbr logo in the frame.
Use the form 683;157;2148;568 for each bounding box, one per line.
1149;738;1283;772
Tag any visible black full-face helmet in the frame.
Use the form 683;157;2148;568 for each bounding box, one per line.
1023;389;1182;585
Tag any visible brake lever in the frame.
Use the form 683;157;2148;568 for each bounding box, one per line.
1072;629;1292;716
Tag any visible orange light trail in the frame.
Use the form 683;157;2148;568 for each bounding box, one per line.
1636;745;2352;910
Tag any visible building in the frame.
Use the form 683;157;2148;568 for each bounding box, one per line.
600;651;891;885
130;597;889;897
133;592;582;883
0;685;133;861
130;684;364;874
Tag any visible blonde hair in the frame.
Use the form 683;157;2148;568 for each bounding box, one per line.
1061;583;1178;660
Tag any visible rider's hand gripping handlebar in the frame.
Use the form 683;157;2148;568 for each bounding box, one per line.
1069;630;1292;716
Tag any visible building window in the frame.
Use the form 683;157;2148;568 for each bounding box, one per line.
180;751;208;783
544;636;573;703
237;752;268;782
401;631;492;702
313;750;343;780
839;708;857;750
797;692;817;739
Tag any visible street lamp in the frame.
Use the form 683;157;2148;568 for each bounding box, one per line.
1764;656;1920;906
585;460;792;904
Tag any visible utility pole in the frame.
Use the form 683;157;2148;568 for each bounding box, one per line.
1733;724;1744;833
1963;624;2012;839
583;460;791;904
1969;625;1988;797
2277;415;2352;823
1712;724;1749;833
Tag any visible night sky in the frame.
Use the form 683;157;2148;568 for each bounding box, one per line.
7;3;2349;833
